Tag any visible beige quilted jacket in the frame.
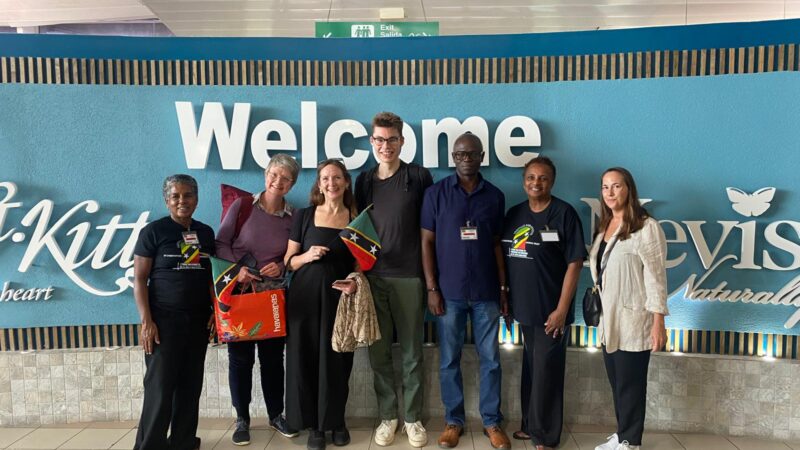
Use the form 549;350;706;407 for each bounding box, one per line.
589;217;669;353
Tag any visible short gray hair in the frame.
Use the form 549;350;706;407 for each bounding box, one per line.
265;154;300;184
162;174;198;200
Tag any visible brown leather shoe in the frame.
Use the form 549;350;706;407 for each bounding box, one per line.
437;424;463;448
483;425;511;449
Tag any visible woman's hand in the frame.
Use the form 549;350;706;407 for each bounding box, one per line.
140;318;160;355
304;245;330;264
651;313;667;352
544;307;568;338
332;279;357;295
259;262;282;278
236;266;262;283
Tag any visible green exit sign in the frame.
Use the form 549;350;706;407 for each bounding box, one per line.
316;22;439;38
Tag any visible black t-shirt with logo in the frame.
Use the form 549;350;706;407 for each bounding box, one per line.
134;216;215;316
501;196;587;327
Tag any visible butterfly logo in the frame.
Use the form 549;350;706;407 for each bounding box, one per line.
725;187;776;217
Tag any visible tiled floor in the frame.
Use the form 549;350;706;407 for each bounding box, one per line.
0;419;797;450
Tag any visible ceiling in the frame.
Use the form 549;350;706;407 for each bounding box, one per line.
1;0;799;37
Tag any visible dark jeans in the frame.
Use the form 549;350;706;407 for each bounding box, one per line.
228;337;287;420
134;312;208;450
602;347;651;446
520;325;568;448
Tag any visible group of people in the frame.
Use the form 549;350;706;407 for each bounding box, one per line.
131;111;668;450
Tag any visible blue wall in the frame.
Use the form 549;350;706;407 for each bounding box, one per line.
1;20;799;334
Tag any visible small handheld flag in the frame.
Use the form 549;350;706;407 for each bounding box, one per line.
209;256;242;314
339;206;382;271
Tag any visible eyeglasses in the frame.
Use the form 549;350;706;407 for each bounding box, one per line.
371;136;402;145
267;172;293;185
452;151;484;162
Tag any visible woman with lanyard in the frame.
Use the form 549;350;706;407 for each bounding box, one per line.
501;156;586;450
590;167;668;450
132;174;215;450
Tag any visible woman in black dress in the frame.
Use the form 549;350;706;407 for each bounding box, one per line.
284;159;357;450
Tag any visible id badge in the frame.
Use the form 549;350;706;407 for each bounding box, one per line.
182;230;200;245
460;226;478;240
540;230;560;242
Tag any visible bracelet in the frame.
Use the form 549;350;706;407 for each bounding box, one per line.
500;285;509;293
426;287;439;292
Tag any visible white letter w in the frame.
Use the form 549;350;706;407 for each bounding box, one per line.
175;101;251;170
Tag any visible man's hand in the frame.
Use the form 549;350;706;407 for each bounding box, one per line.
427;290;445;316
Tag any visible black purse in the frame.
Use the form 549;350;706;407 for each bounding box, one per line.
583;237;615;327
582;285;602;327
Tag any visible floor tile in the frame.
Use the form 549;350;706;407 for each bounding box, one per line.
45;422;90;429
555;433;580;450
672;433;737;450
785;441;800;450
214;428;273;449
196;429;228;449
59;428;130;449
641;433;685;450
571;432;614;449
198;418;235;431
264;430;306;449
7;428;81;449
727;436;791;450
86;420;139;429
109;429;137;450
0;428;36;449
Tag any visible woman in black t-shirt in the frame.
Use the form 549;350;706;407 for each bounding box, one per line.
501;157;586;450
132;174;215;450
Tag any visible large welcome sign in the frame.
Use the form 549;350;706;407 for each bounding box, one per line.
1;20;799;355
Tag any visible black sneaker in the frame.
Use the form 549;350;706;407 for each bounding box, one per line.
332;426;350;446
307;430;326;450
269;415;299;438
232;417;251;446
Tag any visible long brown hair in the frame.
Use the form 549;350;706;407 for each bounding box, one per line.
309;159;357;216
597;167;650;241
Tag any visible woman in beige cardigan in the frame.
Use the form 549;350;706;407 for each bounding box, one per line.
588;167;669;450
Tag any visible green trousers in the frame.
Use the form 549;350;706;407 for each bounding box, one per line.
366;275;426;422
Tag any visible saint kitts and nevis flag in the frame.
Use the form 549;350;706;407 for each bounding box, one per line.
339;206;382;271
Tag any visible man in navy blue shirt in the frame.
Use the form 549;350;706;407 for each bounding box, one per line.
420;132;511;450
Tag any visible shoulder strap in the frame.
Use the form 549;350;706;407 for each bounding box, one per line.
233;197;254;241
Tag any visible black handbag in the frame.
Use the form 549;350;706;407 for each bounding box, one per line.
583;237;616;327
582;285;602;327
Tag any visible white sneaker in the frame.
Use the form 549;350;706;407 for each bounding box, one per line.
403;421;428;448
595;433;619;450
374;418;399;446
617;441;640;450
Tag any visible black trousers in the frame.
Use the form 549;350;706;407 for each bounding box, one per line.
134;312;208;450
519;325;568;448
228;337;287;421
602;347;651;446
